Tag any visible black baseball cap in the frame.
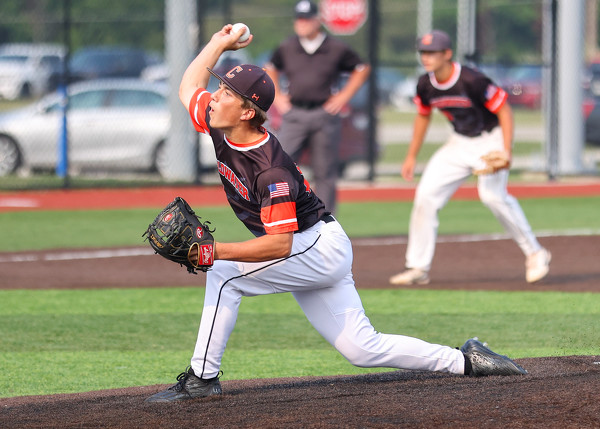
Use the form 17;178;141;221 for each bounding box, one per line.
295;0;318;19
417;30;452;52
207;64;275;112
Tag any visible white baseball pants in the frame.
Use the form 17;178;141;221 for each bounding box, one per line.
191;219;465;379
405;127;542;271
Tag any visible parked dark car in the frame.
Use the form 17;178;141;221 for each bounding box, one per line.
69;46;161;82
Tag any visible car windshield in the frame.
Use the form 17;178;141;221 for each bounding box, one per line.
44;87;165;112
70;90;107;109
109;89;164;107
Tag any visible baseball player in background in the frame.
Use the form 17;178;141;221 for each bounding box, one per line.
264;0;370;215
145;25;527;402
389;30;551;286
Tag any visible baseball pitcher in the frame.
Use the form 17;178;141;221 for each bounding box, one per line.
145;25;527;403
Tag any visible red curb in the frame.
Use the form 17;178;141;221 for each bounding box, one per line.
340;182;600;202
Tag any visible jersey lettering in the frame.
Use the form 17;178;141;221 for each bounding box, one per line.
218;160;250;201
431;96;472;109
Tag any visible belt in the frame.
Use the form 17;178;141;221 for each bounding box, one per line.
320;213;336;223
291;100;325;109
300;213;335;233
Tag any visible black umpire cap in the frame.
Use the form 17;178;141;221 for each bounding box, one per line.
295;0;319;19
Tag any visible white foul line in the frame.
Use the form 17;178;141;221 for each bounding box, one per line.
0;247;154;263
1;229;598;263
351;229;600;247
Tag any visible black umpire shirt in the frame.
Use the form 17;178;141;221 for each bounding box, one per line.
269;34;364;106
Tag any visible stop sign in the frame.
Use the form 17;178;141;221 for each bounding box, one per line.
320;0;368;35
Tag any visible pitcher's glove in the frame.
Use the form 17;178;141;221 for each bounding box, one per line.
143;197;215;274
473;150;511;175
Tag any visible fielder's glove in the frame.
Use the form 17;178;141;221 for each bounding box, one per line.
143;197;215;274
473;150;511;175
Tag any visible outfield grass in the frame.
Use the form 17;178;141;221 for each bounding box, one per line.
378;105;544;127
379;141;545;165
1;196;599;252
1;196;599;398
1;287;598;397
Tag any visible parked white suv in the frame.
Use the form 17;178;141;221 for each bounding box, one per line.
0;43;66;100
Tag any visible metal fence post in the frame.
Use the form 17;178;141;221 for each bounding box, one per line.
164;0;199;182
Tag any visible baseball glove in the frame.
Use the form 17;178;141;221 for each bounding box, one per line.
473;150;511;175
143;197;215;274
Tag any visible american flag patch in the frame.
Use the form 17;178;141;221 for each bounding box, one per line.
268;182;290;198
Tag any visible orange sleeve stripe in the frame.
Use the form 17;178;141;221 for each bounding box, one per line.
485;87;508;113
188;88;211;134
261;202;298;234
414;95;432;115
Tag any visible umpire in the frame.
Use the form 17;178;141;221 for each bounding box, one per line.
265;0;370;214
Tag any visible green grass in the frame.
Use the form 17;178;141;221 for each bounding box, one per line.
1;287;598;397
1;194;599;398
2;196;598;252
379;105;544;127
379;141;545;164
0;206;253;251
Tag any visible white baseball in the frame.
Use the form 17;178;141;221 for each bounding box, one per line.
232;23;250;43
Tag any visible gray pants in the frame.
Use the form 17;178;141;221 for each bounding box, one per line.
276;106;342;214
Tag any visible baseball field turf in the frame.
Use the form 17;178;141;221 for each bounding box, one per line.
1;196;599;397
2;196;600;251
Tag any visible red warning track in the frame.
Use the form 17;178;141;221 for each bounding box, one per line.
1;181;600;212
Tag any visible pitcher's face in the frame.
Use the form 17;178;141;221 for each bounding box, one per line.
208;82;246;130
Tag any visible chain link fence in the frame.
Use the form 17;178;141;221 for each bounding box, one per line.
0;0;598;190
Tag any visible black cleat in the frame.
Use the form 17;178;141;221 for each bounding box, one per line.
145;367;222;402
461;338;528;377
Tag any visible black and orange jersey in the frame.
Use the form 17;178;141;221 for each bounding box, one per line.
188;88;325;237
414;62;508;137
